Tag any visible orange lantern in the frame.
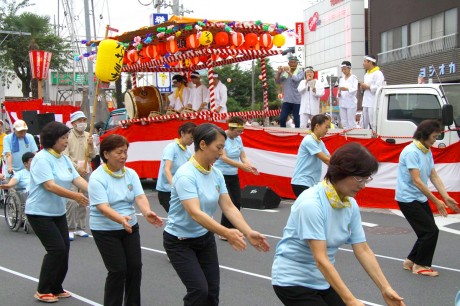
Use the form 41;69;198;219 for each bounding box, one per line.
211;54;219;61
199;55;208;64
259;33;272;49
186;34;200;49
230;32;244;47
139;48;151;63
244;33;258;48
190;57;200;65
166;39;179;54
214;32;229;46
144;44;158;59
156;42;167;56
168;61;179;67
127;50;139;64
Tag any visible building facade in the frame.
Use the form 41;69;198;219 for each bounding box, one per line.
369;0;459;84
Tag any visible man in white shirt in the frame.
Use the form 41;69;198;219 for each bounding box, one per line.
360;55;385;129
167;75;191;113
213;73;228;113
188;71;209;111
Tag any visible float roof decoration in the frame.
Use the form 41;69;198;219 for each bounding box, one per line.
87;15;294;73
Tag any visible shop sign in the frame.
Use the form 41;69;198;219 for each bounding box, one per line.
156;72;172;93
295;22;304;45
151;13;168;26
419;62;456;78
308;12;319;32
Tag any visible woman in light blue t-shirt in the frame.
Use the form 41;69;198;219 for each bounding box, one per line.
273;143;404;306
214;116;258;240
163;123;270;306
291;114;331;197
89;134;163;306
156;122;195;212
25;122;89;303
396;120;459;277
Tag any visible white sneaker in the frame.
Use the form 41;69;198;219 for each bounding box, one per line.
69;232;74;241
74;230;89;237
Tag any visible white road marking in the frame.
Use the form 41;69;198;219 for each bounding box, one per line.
0;265;102;306
242;208;279;213
361;222;378;227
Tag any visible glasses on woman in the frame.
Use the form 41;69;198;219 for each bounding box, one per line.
353;176;373;184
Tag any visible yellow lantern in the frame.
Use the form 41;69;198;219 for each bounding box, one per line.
199;31;213;46
95;39;125;82
272;34;286;48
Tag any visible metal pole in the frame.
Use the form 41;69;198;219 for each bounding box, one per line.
84;0;95;115
251;60;255;110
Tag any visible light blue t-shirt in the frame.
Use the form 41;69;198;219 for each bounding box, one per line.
395;143;434;203
165;161;228;238
3;133;38;171
272;182;366;289
156;141;192;192
12;168;30;191
25;150;79;216
291;135;329;187
89;166;144;230
214;136;244;175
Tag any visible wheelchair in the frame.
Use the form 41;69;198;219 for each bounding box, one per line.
3;188;30;233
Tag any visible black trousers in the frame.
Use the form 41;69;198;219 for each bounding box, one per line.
157;191;171;213
92;223;142;306
163;231;219;306
273;285;345;306
26;214;70;295
220;175;241;229
279;102;300;128
291;184;309;198
398;200;439;267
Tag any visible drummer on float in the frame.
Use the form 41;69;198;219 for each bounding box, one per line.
167;75;191;114
187;71;209;112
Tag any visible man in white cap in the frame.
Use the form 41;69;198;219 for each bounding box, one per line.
63;110;95;240
361;55;385;129
188;71;209;112
213;73;227;113
3;119;38;174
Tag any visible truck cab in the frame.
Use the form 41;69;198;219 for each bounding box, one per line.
103;108;128;133
373;83;460;147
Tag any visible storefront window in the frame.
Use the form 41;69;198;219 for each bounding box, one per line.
445;8;457;35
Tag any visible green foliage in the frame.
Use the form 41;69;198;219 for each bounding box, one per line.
0;1;71;97
203;58;281;112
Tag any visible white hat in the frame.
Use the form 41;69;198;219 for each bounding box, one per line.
70;111;87;123
13;120;28;131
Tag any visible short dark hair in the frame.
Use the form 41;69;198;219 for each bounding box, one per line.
40;121;70;149
228;116;245;129
172;74;186;83
100;134;129;163
311;114;330;131
341;60;352;67
413;120;442;141
193;123;226;152
22;151;35;164
325;142;379;184
178;122;196;137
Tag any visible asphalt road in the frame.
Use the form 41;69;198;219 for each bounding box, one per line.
0;182;459;306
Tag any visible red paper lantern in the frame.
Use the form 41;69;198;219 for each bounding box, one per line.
144;44;158;59
127;50;139;64
29;50;52;80
186;34;200;49
259;33;272;49
211;54;219;61
168;61;179;67
156;42;167;56
138;48;151;63
165;40;179;54
190;57;200;65
199;55;208;64
230;32;244;47
214;32;229;46
244;33;258;48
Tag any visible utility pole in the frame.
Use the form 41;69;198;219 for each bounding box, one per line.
83;0;95;117
251;60;255;109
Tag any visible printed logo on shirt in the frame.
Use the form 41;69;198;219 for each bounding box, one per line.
128;184;133;191
68;168;72;173
216;185;220;193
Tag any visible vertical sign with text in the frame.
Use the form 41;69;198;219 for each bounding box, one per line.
151;13;169;26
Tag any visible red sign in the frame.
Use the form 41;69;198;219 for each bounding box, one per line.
29;50;52;80
295;22;304;45
308;12;319;32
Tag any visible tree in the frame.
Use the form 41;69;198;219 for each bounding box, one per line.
0;1;71;97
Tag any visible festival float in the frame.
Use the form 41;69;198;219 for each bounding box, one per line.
83;16;459;211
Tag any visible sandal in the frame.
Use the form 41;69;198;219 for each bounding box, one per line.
403;259;414;271
412;266;439;277
34;292;58;303
56;290;71;298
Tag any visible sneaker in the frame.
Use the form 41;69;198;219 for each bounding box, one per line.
69;232;74;241
74;230;89;237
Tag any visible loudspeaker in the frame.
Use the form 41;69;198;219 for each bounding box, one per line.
241;186;281;209
22;111;40;135
37;113;55;132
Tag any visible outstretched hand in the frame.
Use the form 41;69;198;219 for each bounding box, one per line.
226;229;247;251
381;287;405;306
247;231;270;252
144;211;164;227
